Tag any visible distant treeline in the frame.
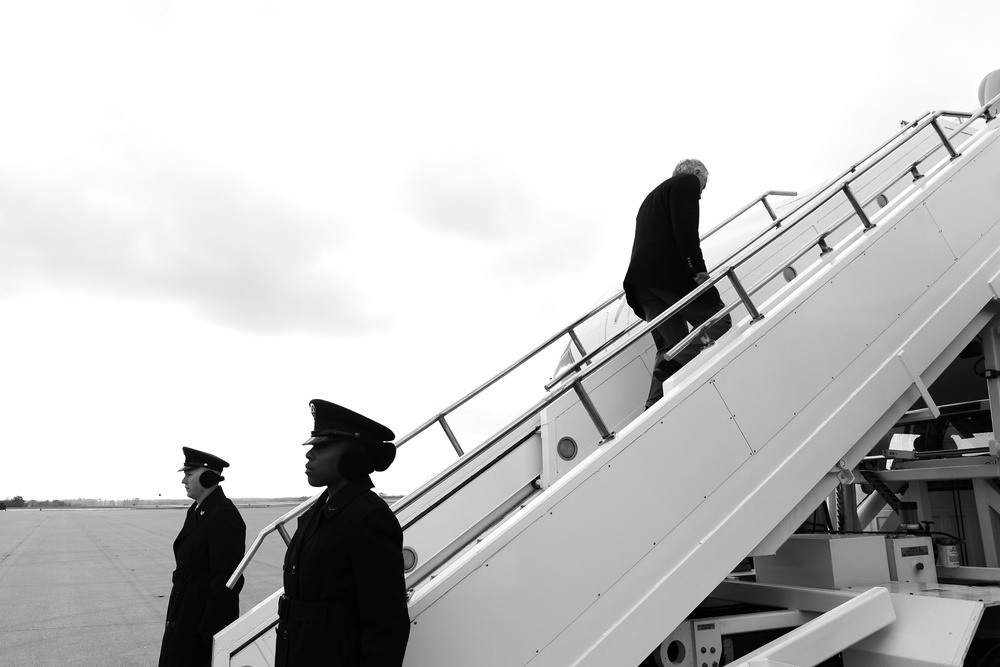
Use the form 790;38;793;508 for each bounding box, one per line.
2;496;72;508
2;495;400;508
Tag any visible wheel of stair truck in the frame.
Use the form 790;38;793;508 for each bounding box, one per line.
966;638;1000;667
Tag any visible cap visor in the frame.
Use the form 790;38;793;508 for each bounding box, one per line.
302;436;335;447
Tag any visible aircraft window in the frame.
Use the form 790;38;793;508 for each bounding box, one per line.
402;547;418;573
557;437;578;461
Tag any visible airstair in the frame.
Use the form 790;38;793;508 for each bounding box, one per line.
214;83;1000;666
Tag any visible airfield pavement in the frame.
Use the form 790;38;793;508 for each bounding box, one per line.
0;504;295;667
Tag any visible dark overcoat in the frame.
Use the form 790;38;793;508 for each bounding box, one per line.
623;173;712;317
159;487;246;667
275;478;410;667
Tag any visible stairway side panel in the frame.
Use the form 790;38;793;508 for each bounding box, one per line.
402;430;542;587
716;205;955;450
578;342;973;666
404;383;750;666
538;357;921;667
922;144;1000;259
543;355;651;487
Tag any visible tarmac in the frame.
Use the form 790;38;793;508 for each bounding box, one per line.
0;504;294;667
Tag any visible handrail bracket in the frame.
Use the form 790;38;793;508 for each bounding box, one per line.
571;380;614;444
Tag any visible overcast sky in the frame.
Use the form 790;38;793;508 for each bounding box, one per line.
2;0;999;502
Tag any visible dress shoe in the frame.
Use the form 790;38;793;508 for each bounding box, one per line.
653;354;682;382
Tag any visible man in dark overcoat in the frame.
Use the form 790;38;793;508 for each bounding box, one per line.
623;158;733;409
159;447;246;667
275;399;410;667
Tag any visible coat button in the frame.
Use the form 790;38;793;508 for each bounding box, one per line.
282;630;288;640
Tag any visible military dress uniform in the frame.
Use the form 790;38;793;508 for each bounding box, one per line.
275;399;410;667
159;450;246;667
276;478;409;666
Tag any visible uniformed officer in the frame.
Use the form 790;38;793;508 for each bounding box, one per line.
275;399;410;667
159;447;247;667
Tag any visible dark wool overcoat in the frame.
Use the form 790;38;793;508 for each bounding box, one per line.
623;172;714;318
159;486;246;667
275;478;410;667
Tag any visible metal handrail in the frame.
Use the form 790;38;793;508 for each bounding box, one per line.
371;107;985;520
226;492;321;589
701;190;798;241
705;113;933;276
548;114;948;388
732;107;985;277
391;189;800;456
223;92;999;593
222;191;797;588
544;106;993;392
704;109;979;284
391;289;625;453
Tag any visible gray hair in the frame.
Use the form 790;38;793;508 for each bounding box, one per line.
673;158;708;178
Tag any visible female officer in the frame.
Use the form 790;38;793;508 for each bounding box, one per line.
275;399;410;667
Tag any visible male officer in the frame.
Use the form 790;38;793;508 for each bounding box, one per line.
159;448;246;667
275;399;410;667
623;158;732;409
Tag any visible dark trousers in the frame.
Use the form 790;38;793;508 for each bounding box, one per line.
634;284;732;408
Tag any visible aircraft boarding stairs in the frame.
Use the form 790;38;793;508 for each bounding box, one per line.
215;94;1000;666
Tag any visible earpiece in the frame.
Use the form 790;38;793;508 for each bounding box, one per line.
199;469;223;488
338;444;374;481
372;442;396;472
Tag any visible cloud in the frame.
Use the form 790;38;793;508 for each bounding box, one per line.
0;164;386;336
402;152;623;293
406;154;537;241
